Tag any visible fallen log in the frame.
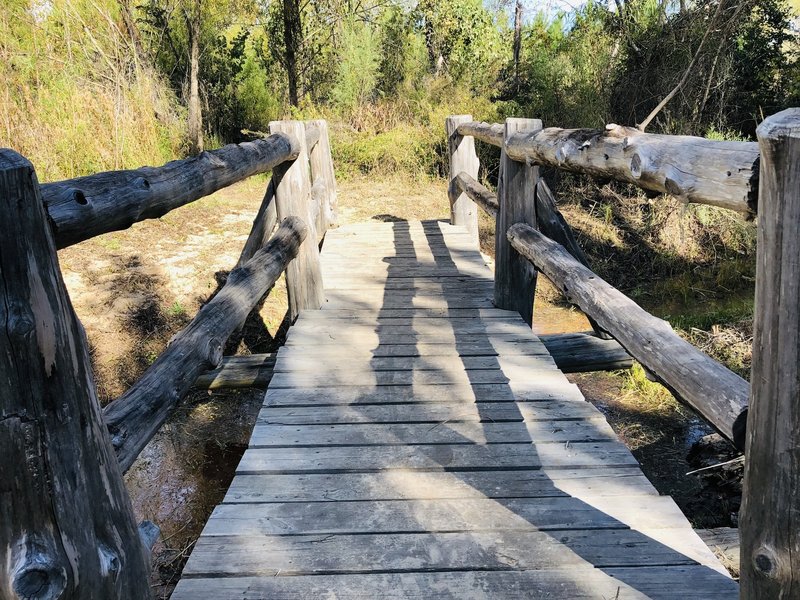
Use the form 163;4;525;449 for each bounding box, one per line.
42;134;299;248
449;171;498;218
539;332;633;373
104;216;308;472
504;124;759;215
0;150;151;595
507;223;749;449
456;121;504;147
194;354;276;389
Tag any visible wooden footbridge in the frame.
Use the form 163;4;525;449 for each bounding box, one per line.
2;110;799;599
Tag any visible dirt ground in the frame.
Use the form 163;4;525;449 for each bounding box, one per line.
59;173;737;595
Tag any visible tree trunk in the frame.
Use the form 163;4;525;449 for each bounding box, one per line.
283;0;301;106
0;150;151;598
187;8;203;154
513;1;523;90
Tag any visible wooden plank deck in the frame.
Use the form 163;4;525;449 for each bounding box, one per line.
172;220;737;599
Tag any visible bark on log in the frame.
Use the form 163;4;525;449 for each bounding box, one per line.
740;108;800;596
0;150;151;598
306;120;338;230
507;223;749;449
194;354;276;389
42;134;299;248
504;124;759;215
495;118;541;326
539;332;633;373
456;121;504;147
269;120;325;321
446;115;480;242
536;180;611;340
449;171;498;218
236;178;277;267
104;217;308;472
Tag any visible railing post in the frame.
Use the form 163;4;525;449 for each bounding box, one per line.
740;108;800;597
446;115;480;243
495;117;542;326
269;120;324;321
0;150;151;597
306;119;338;232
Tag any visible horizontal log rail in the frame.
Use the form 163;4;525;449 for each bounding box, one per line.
458;120;760;215
456;121;503;147
448;171;498;218
507;222;749;450
104;216;308;472
42;133;300;248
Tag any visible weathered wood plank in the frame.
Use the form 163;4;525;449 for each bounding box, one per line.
508;223;749;450
540;332;633;372
237;441;638;473
250;420;615;446
43;134;298;248
306;119;337;230
222;467;658;503
172;566;738;599
276;339;551;358
181;529;716;576
273;354;558;373
204;495;691;536
263;383;586;406
194;354;276;389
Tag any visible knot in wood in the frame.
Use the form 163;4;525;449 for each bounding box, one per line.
752;545;785;580
13;561;67;600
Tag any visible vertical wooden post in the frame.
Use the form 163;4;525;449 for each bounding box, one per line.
306;119;338;231
495;117;542;326
0;151;151;598
740;108;800;597
446;115;480;243
269;120;324;321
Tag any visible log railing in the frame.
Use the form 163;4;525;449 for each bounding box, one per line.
449;109;800;596
0;119;336;597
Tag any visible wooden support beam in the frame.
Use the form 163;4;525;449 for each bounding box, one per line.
446;115;480;243
539;332;633;373
237;178;277;267
269;120;325;321
456;121;504;147
305;120;337;230
504;124;759;215
194;354;276;389
507;223;749;449
0;150;151;596
449;172;498;219
104;217;308;473
495;118;542;327
42;134;299;248
740;108;800;596
536;180;611;340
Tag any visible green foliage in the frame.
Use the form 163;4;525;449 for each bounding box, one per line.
0;0;183;180
330;21;380;112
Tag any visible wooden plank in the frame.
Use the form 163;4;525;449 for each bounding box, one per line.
263;384;586;407
276;340;551;359
300;308;521;319
283;331;540;347
223;467;659;503
172;566;738;599
288;319;533;337
322;295;495;310
236;442;638;473
249;420;616;446
273;354;558;373
540;332;633;373
447;115;480;241
180;529;717;576
203;495;692;536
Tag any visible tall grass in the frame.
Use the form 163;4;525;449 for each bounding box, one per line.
0;0;184;181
